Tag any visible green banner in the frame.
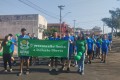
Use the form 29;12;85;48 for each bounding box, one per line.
18;39;69;57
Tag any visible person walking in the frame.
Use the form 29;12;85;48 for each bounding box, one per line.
18;28;30;76
0;35;15;72
76;32;87;75
101;34;110;63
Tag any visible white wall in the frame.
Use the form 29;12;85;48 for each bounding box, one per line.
38;15;47;39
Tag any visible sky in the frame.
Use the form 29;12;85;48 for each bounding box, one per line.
0;0;120;33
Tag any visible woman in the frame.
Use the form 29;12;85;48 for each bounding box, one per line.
76;32;87;75
0;35;14;72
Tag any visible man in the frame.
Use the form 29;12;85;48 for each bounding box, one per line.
49;32;60;71
61;31;74;72
101;34;110;63
86;34;94;64
18;28;30;76
30;33;38;66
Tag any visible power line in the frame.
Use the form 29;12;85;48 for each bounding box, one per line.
18;0;59;20
3;0;31;13
31;0;59;17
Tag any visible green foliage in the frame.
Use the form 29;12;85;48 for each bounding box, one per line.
43;28;58;36
102;8;120;34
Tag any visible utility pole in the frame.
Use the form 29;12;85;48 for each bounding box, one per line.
103;23;105;34
58;5;65;34
73;20;76;35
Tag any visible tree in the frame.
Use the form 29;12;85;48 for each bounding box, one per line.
43;28;58;36
102;8;120;36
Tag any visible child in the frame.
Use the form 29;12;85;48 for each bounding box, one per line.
0;35;14;72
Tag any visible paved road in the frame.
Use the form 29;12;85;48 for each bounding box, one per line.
0;37;120;80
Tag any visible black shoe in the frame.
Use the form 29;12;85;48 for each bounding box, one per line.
18;72;23;76
67;68;70;72
13;61;17;66
89;61;91;64
80;71;84;75
103;60;106;63
25;69;30;74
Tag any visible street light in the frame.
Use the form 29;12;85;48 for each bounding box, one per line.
73;20;76;35
62;12;71;19
58;5;65;34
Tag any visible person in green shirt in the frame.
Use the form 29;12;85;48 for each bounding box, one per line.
0;35;13;72
76;32;87;75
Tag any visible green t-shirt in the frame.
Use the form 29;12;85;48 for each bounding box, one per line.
2;40;12;54
99;39;102;44
76;40;86;53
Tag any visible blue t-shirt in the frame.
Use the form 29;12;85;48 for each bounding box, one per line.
19;35;30;39
102;39;109;50
48;36;53;40
86;38;93;51
63;35;70;41
108;34;112;41
49;37;60;40
64;35;74;54
10;38;16;52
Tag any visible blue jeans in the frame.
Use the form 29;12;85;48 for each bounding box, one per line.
78;53;85;72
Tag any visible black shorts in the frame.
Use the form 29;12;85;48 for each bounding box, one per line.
20;56;30;60
87;50;93;55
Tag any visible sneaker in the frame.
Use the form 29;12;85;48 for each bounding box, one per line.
9;69;13;72
60;66;65;71
49;67;53;71
103;60;106;63
13;61;17;66
4;70;8;72
55;68;58;72
89;61;91;64
48;64;51;67
18;72;23;76
81;72;84;75
80;70;84;75
75;65;78;67
26;71;29;75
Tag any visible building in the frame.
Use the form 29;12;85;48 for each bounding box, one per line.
74;26;102;35
47;22;72;34
0;14;47;39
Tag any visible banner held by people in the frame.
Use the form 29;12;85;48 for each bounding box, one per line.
18;39;69;57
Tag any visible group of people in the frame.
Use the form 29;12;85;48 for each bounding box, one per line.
0;28;112;76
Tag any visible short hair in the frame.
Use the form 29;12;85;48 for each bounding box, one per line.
8;34;13;37
21;28;26;32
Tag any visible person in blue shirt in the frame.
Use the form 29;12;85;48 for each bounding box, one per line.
62;32;75;72
96;37;101;59
29;33;38;66
91;34;96;60
18;28;30;76
8;34;17;66
101;34;110;63
49;32;60;72
108;33;112;51
86;34;94;64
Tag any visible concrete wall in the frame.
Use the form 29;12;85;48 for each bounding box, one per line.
0;14;47;39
